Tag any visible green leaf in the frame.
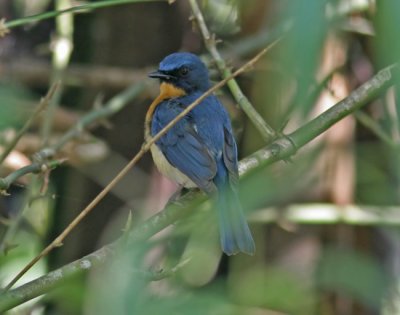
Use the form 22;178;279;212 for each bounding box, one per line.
317;247;388;308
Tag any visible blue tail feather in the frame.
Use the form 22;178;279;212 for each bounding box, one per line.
216;186;255;256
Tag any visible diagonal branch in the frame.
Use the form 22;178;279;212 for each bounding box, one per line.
0;244;111;311
189;0;277;142
0;62;397;312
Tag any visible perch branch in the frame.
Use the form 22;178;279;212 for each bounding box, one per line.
3;201;400;310
238;63;398;174
0;244;110;311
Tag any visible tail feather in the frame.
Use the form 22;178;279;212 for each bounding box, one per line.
217;188;255;256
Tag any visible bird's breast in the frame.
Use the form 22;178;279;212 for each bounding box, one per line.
150;143;196;188
145;83;195;188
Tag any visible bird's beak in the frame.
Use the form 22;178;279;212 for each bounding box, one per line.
148;70;175;80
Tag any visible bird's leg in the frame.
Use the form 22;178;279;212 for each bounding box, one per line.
167;185;189;205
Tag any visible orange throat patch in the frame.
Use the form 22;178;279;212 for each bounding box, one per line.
145;82;186;136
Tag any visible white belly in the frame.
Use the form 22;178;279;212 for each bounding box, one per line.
150;144;197;188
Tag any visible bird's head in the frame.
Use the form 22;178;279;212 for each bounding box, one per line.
149;52;211;94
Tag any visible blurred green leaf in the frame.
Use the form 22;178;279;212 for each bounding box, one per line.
356;143;399;205
278;0;328;117
374;0;400;199
229;265;316;314
47;272;86;314
179;211;221;287
13;0;52;17
375;0;400;66
317;247;388;308
86;243;240;315
0;84;34;131
202;0;240;35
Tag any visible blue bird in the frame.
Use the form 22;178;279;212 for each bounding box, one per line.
146;52;255;255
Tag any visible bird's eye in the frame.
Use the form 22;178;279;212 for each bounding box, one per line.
180;67;189;76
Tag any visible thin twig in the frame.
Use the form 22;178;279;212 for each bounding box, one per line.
2;58;152;89
36;83;146;160
0;83;58;166
41;0;74;146
4;45;276;291
0;62;398;310
3;0;167;30
189;0;277;142
147;258;191;281
354;110;399;148
0;83;144;194
0;159;65;192
283;66;342;123
0;195;32;254
221;22;291;61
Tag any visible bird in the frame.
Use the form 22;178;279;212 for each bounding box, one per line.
146;52;255;256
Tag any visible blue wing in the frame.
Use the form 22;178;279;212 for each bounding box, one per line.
222;126;240;188
151;97;218;193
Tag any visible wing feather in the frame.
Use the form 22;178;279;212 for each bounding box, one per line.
152;99;217;193
222;127;239;188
